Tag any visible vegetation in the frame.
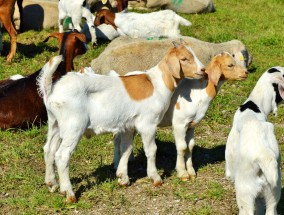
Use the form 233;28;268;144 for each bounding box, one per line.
0;0;284;214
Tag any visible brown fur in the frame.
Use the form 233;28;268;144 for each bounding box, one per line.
175;102;180;110
205;52;248;98
158;44;200;92
94;9;117;29
120;74;154;101
0;0;22;62
0;31;87;129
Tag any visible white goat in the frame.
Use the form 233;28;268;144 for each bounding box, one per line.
113;52;248;179
38;41;205;203
94;9;191;38
58;0;97;47
225;67;284;214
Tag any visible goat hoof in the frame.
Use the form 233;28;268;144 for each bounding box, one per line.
66;195;77;203
180;175;190;181
117;174;130;186
153;179;163;187
47;182;59;193
92;43;98;48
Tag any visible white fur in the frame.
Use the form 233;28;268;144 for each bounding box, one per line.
58;0;97;46
114;9;191;38
82;23;119;41
38;44;205;202
113;52;248;179
225;67;284;214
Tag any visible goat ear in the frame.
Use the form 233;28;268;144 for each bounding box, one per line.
166;50;181;79
75;34;87;43
206;60;221;86
43;32;62;43
172;41;181;48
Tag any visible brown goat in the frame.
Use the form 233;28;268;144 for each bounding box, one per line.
0;30;87;129
0;0;21;62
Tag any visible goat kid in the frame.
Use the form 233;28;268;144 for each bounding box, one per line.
94;9;191;38
58;0;97;47
113;52;248;180
38;42;205;203
225;67;284;215
0;30;87;129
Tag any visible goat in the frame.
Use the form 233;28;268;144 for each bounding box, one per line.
0;30;87;129
58;0;97;47
113;52;248;179
225;67;284;214
94;9;191;38
0;0;19;62
38;41;206;203
88;0;128;12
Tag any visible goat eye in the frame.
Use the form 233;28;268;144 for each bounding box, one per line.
228;64;234;68
181;58;188;62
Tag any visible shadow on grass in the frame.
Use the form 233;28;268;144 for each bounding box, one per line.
1;41;58;60
72;139;226;201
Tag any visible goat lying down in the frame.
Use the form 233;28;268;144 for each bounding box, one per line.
0;30;87;129
225;67;284;214
58;0;97;47
38;42;205;203
112;52;248;180
94;9;191;38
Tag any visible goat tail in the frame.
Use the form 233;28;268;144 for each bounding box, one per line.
37;55;63;104
176;15;192;27
258;150;279;190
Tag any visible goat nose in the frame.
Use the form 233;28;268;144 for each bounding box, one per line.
245;70;248;74
201;68;206;73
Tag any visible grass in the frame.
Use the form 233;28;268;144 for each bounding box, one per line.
0;0;284;214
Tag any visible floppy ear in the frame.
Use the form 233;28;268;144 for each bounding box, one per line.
206;58;222;86
166;50;181;79
278;83;284;100
75;33;87;43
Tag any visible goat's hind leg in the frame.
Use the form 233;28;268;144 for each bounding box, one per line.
116;130;134;186
44;117;61;193
81;7;97;47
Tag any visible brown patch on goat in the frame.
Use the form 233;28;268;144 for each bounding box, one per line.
158;45;198;92
95;9;117;29
120;74;154;101
175;102;180;110
188;121;197;128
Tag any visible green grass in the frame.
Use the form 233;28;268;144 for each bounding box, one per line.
1;0;284;214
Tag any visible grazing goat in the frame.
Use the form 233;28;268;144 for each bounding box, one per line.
58;0;97;47
38;41;205;203
0;0;21;62
225;67;284;215
0;30;87;129
94;9;191;38
113;52;248;179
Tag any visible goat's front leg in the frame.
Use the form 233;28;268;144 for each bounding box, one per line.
44;118;61;193
185;127;196;179
139;126;162;186
58;11;67;33
1;16;17;62
116;130;134;186
81;8;97;48
173;123;191;180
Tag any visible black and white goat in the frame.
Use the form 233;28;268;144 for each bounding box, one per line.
225;67;284;215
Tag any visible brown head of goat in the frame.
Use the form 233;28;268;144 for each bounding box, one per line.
0;30;87;129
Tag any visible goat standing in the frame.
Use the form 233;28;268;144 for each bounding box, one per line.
225;67;284;214
38;41;205;203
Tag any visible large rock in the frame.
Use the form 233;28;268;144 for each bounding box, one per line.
91;36;252;75
128;0;215;14
13;0;58;31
